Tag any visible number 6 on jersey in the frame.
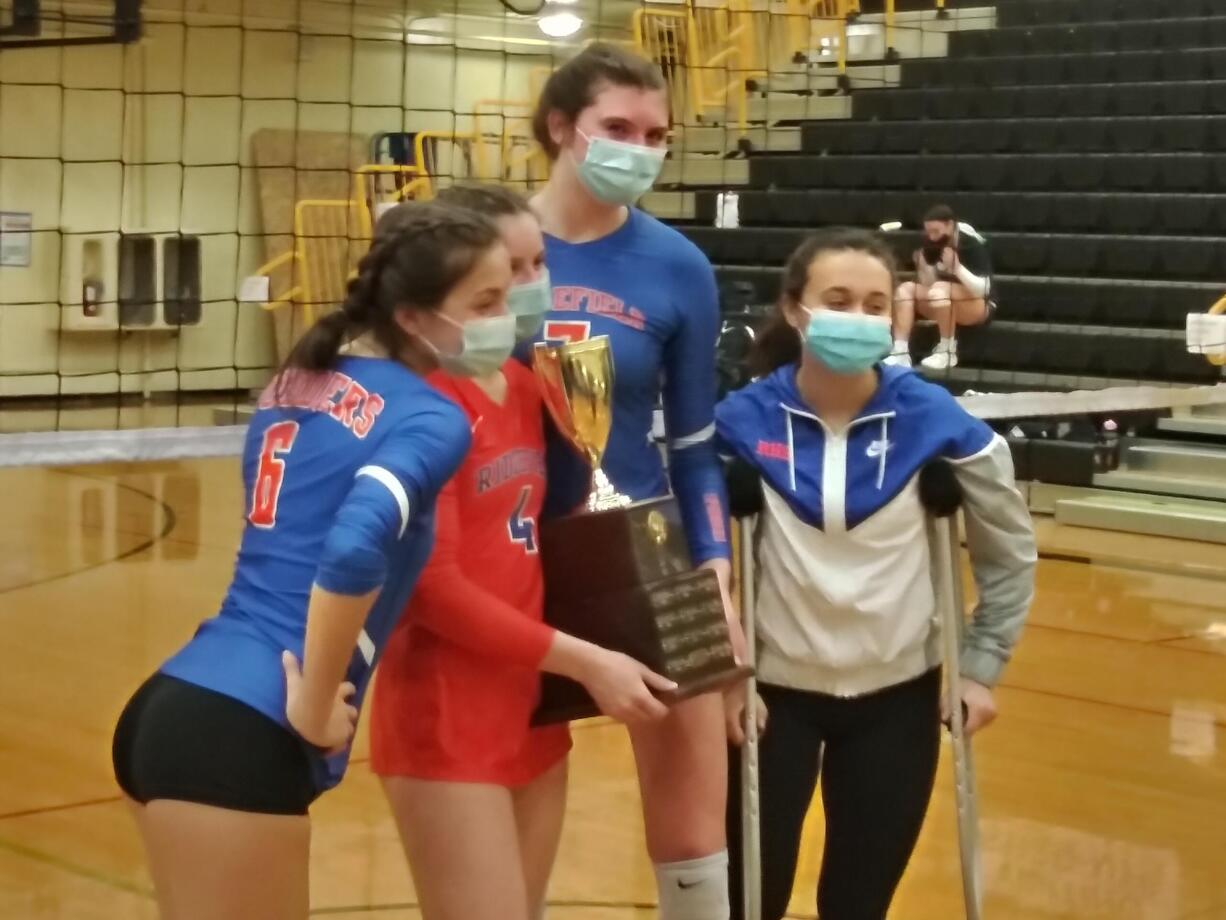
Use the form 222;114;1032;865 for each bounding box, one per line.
249;421;300;528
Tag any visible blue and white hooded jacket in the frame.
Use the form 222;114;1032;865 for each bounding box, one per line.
715;363;1035;698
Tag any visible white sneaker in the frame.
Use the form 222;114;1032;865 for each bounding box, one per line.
882;351;912;367
921;350;959;370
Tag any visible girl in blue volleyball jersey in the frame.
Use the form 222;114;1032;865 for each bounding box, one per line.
528;43;740;920
111;203;517;919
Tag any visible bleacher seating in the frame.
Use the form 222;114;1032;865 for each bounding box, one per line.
671;0;1226;389
704;189;1226;235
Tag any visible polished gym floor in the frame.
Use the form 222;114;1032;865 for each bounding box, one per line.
0;457;1222;919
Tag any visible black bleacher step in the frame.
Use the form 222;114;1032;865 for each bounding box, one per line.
902;47;1226;88
948;15;1226;57
991;276;1218;328
852;80;1226;121
711;273;1218;332
749;154;1226;194
683;227;1226;281
996;0;1213;28
989;320;1183;342
802;116;1226;155
950;323;1215;382
717;188;1226;237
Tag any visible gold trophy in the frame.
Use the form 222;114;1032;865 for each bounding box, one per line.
534;336;631;512
532;335;750;724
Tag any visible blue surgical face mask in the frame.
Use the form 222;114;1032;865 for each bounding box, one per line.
423;313;517;378
801;307;893;374
574;130;666;205
507;268;552;343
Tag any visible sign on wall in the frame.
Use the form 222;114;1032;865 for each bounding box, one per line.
0;211;33;268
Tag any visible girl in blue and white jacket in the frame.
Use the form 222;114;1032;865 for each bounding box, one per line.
717;228;1036;920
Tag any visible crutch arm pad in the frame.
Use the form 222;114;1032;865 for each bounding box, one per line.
919;460;963;518
725;456;764;518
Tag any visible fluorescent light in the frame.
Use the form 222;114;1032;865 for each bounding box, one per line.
538;11;582;37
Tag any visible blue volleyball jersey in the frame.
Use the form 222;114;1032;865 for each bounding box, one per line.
535;208;730;564
161;356;471;791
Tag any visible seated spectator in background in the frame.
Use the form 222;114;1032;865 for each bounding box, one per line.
886;205;995;370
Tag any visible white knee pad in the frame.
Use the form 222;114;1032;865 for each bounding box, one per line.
927;281;952;310
654;851;730;920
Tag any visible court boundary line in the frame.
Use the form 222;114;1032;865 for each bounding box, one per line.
1027;621;1225;658
0;795;122;822
0;833;153;900
0;469;177;596
307;899;821;917
997;683;1226;731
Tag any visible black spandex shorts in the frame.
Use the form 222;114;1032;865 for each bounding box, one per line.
112;673;320;816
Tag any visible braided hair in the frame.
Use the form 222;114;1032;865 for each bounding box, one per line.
283;201;501;373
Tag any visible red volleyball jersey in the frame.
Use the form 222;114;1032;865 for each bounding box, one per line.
413;360;549;639
371;361;568;785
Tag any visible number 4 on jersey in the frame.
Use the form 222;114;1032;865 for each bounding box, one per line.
507;485;538;554
249;421;299;528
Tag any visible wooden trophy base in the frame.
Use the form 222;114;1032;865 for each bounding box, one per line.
532;496;750;725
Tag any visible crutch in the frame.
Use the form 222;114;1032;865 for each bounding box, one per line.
929;511;985;920
737;515;762;920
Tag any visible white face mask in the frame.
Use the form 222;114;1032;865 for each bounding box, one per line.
572;130;666;205
507;268;552;343
420;312;517;377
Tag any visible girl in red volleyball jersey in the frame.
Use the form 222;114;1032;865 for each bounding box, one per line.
370;185;672;920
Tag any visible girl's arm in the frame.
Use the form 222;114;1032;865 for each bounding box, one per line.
662;252;732;568
409;467;676;720
948;435;1037;687
288;404;470;748
410;478;556;666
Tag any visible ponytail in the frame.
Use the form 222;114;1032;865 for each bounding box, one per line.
283;311;350;373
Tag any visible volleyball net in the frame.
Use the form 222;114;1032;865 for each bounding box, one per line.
0;0;1222;470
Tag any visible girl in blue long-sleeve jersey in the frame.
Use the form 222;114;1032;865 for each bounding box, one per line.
111;203;515;919
529;43;740;920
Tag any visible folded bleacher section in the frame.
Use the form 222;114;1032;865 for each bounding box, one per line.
674;0;1226;393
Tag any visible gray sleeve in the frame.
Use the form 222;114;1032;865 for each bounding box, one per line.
950;435;1037;686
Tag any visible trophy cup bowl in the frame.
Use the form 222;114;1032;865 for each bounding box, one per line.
531;336;751;724
533;338;630;513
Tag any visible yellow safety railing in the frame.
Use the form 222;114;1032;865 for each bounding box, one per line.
353;164;429;236
474;99;549;188
688;0;767;131
633;8;697;124
411;130;489;193
785;0;853;75
630;0;890;132
633;2;765;134
258;199;361;328
255;167;427;325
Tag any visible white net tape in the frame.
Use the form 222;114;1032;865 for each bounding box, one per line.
1;383;1222;468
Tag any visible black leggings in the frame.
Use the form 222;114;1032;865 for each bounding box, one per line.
728;668;941;920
